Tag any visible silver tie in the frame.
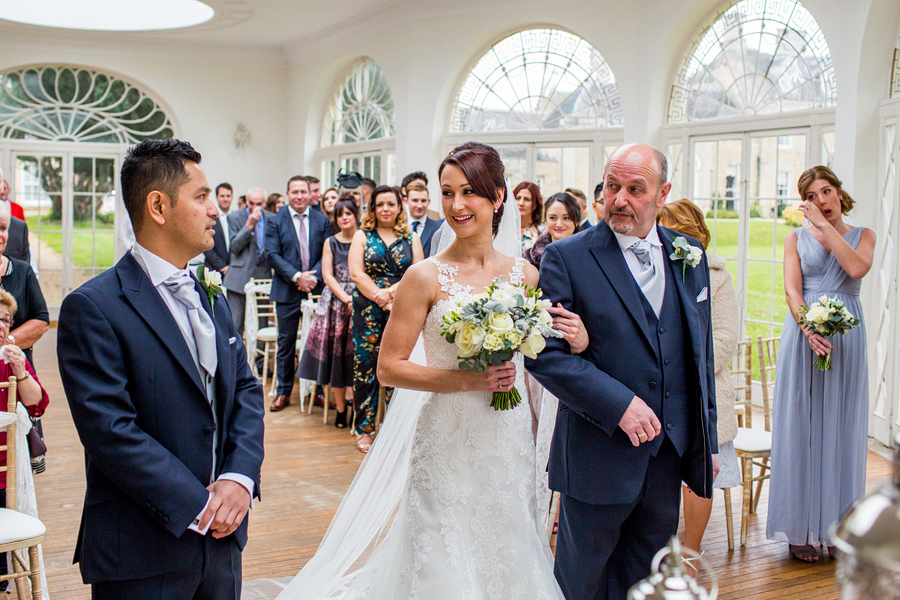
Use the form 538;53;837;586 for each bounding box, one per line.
630;239;664;318
163;272;218;381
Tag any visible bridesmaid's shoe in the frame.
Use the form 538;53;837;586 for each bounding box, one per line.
789;544;820;563
356;434;374;453
827;545;838;559
334;408;348;429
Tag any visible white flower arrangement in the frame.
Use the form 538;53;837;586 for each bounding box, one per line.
440;276;562;410
669;236;703;282
798;295;860;371
196;264;224;316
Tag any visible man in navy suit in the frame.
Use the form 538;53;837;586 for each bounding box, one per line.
265;175;332;411
526;143;718;600
57;139;265;599
203;182;234;275
404;180;442;257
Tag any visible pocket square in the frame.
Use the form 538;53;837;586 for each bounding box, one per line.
228;336;237;344
696;287;708;302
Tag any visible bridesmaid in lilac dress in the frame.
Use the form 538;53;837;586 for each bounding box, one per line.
766;167;876;563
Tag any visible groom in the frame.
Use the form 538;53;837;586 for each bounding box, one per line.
526;143;717;600
57;139;265;599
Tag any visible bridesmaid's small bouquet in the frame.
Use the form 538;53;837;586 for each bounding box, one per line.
798;295;860;371
440;277;562;410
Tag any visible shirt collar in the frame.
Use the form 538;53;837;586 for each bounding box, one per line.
613;224;662;253
288;205;309;220
131;242;189;287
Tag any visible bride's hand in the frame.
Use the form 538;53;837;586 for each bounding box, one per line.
548;303;589;354
470;362;517;393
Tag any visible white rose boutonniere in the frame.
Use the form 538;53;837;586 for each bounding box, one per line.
669;236;703;282
196;264;224;316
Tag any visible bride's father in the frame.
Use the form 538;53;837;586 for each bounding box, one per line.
526;143;717;600
58;139;265;599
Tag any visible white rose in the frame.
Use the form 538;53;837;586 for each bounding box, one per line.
505;330;523;347
204;268;222;288
819;295;829;305
805;305;829;324
520;331;546;359
456;323;485;358
487;312;514;334
483;333;505;352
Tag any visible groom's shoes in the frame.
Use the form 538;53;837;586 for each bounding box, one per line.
270;394;291;412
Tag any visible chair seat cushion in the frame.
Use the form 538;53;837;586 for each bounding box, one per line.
257;327;278;342
734;427;772;453
0;508;46;543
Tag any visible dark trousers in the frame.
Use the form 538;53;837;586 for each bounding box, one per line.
554;438;682;600
92;534;241;600
275;299;303;396
0;489;6;590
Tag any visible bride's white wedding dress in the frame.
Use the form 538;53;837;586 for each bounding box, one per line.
276;256;564;600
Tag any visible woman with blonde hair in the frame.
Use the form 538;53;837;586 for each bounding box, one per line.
348;185;423;451
657;198;741;557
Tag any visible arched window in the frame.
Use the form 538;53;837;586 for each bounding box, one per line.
450;28;622;132
0;65;174;142
447;28;622;202
319;58;396;188
322;58;394;146
665;1;836;343
668;0;836;123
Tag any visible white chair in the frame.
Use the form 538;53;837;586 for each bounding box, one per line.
244;279;278;394
298;296;321;416
0;377;46;599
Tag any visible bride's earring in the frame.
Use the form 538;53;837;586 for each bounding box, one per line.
494;207;499;213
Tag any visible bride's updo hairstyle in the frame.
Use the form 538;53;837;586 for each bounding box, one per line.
439;141;506;236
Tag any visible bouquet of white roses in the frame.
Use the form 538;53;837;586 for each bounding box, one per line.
798;295;860;371
440;276;562;410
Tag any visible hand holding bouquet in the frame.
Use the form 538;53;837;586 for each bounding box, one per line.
798;295;860;371
440;277;562;410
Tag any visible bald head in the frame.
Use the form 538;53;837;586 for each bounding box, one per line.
606;143;667;187
246;187;266;212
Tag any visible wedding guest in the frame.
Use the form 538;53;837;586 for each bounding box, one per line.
400;171;427;199
203;182;233;276
337;171;364;206
767;167;875;562
237;194;247;209
514;181;544;250
524;192;581;268
297;196;359;429
361;178;377;207
349;185;422;452
0;179;25;221
593;182;604;223
404;181;442;257
657;198;740;555
0;288;49;592
321;187;340;222
266;193;284;214
307;176;322;212
565;187;590;229
0;202;49;368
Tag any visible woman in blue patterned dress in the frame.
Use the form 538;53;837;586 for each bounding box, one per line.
349;185;423;452
766;166;876;563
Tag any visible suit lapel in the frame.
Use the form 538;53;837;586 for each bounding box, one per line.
118;254;207;397
588;222;656;350
659;226;706;394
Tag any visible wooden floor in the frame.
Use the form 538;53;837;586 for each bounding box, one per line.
29;331;892;599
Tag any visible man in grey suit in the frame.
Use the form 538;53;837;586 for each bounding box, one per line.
223;187;271;335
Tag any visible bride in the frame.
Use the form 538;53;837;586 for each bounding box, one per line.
275;142;566;599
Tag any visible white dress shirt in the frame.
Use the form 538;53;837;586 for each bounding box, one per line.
288;205;312;282
612;225;666;300
218;212;230;252
131;243;254;534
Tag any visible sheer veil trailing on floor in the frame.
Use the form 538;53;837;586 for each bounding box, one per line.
274;185;522;599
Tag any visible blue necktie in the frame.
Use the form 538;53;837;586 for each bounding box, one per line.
255;217;264;252
412;221;420;233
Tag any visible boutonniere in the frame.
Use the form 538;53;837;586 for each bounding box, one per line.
196;264;224;316
669;236;703;282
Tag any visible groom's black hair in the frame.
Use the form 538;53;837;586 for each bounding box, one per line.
121;138;202;233
439;141;506;236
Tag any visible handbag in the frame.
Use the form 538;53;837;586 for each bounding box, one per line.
26;415;46;474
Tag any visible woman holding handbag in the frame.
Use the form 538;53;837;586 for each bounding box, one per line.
0;288;49;591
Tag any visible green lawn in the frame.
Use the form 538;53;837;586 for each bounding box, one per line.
26;216;115;269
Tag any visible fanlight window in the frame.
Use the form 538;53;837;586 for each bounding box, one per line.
891;40;900;98
668;0;836;123
323;58;395;146
450;28;623;132
0;65;174;142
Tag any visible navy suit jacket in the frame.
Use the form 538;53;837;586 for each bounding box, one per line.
525;220;717;505
264;206;331;303
57;253;265;584
417;217;443;257
203;214;230;272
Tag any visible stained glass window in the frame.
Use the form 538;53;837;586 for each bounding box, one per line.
450;28;623;132
323;58;395;145
668;0;836;123
0;65;174;142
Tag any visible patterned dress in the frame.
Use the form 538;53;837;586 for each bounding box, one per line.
297;236;354;388
352;230;414;435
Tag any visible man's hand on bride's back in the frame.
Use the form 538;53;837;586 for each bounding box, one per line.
466;362;517;393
